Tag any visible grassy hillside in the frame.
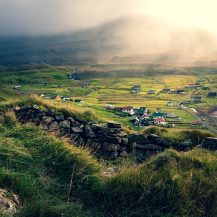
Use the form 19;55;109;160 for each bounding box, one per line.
0;111;217;216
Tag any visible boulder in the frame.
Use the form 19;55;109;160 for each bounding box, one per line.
202;137;217;150
55;114;65;121
42;116;54;124
59;120;71;129
107;122;121;128
71;127;83;133
0;189;21;215
49;121;59;131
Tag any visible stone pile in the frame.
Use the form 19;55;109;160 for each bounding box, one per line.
129;134;192;162
0;189;21;215
15;105;130;159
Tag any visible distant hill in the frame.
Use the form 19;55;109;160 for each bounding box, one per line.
1;17;217;66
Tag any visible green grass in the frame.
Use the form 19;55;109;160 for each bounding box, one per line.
0;103;217;216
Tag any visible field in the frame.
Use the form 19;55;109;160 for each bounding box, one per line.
1;64;217;132
0;64;217;216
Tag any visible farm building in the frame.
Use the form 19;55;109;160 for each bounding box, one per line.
154;117;167;126
131;85;141;94
161;88;171;93
135;107;148;116
69;70;79;80
122;106;134;116
152;112;167;119
74;99;84;103
167;101;174;106
208;92;217;97
147;90;155;94
191;95;202;103
82;82;89;88
176;89;185;94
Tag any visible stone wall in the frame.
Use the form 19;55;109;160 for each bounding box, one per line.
15;105;130;160
14;105;193;162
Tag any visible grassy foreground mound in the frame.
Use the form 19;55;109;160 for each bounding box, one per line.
0;112;217;217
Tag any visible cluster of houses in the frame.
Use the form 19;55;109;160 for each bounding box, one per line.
105;105;178;127
40;94;84;104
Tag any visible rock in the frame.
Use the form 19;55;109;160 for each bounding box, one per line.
15;105;131;160
71;127;83;133
42;116;54;124
121;137;129;145
45;109;56;117
40;123;49;131
59;120;71;129
49;121;59;130
107;122;121;128
120;151;128;157
108;137;122;144
32;104;39;110
84;125;95;138
109;151;118;159
0;189;21;215
103;143;120;151
202;137;217;150
55;114;65;121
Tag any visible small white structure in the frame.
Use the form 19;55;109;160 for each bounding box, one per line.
122;106;135;116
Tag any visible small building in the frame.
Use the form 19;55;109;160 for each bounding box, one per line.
191;95;202;103
167;101;174;107
152;112;167;119
176;89;185;94
82;82;89;88
122;106;134;116
191;121;202;126
161;88;171;93
147;90;155;94
61;96;72;101
154;117;167;126
105;104;115;110
74;99;84;103
208;92;217;97
186;83;201;88
135;107;148;116
131;85;141;94
69;70;79;80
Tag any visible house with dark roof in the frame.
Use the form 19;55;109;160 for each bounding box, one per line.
147;90;155;94
161;88;171;93
69;70;79;80
135;107;148;116
131;85;141;94
176;89;185;94
151;112;167;119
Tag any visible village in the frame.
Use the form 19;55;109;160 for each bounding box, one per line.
9;69;217;131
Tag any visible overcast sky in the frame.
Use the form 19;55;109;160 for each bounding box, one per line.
0;0;217;36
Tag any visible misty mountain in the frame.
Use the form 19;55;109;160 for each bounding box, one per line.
1;17;217;66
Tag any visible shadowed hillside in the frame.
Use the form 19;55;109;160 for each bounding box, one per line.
1;17;217;66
